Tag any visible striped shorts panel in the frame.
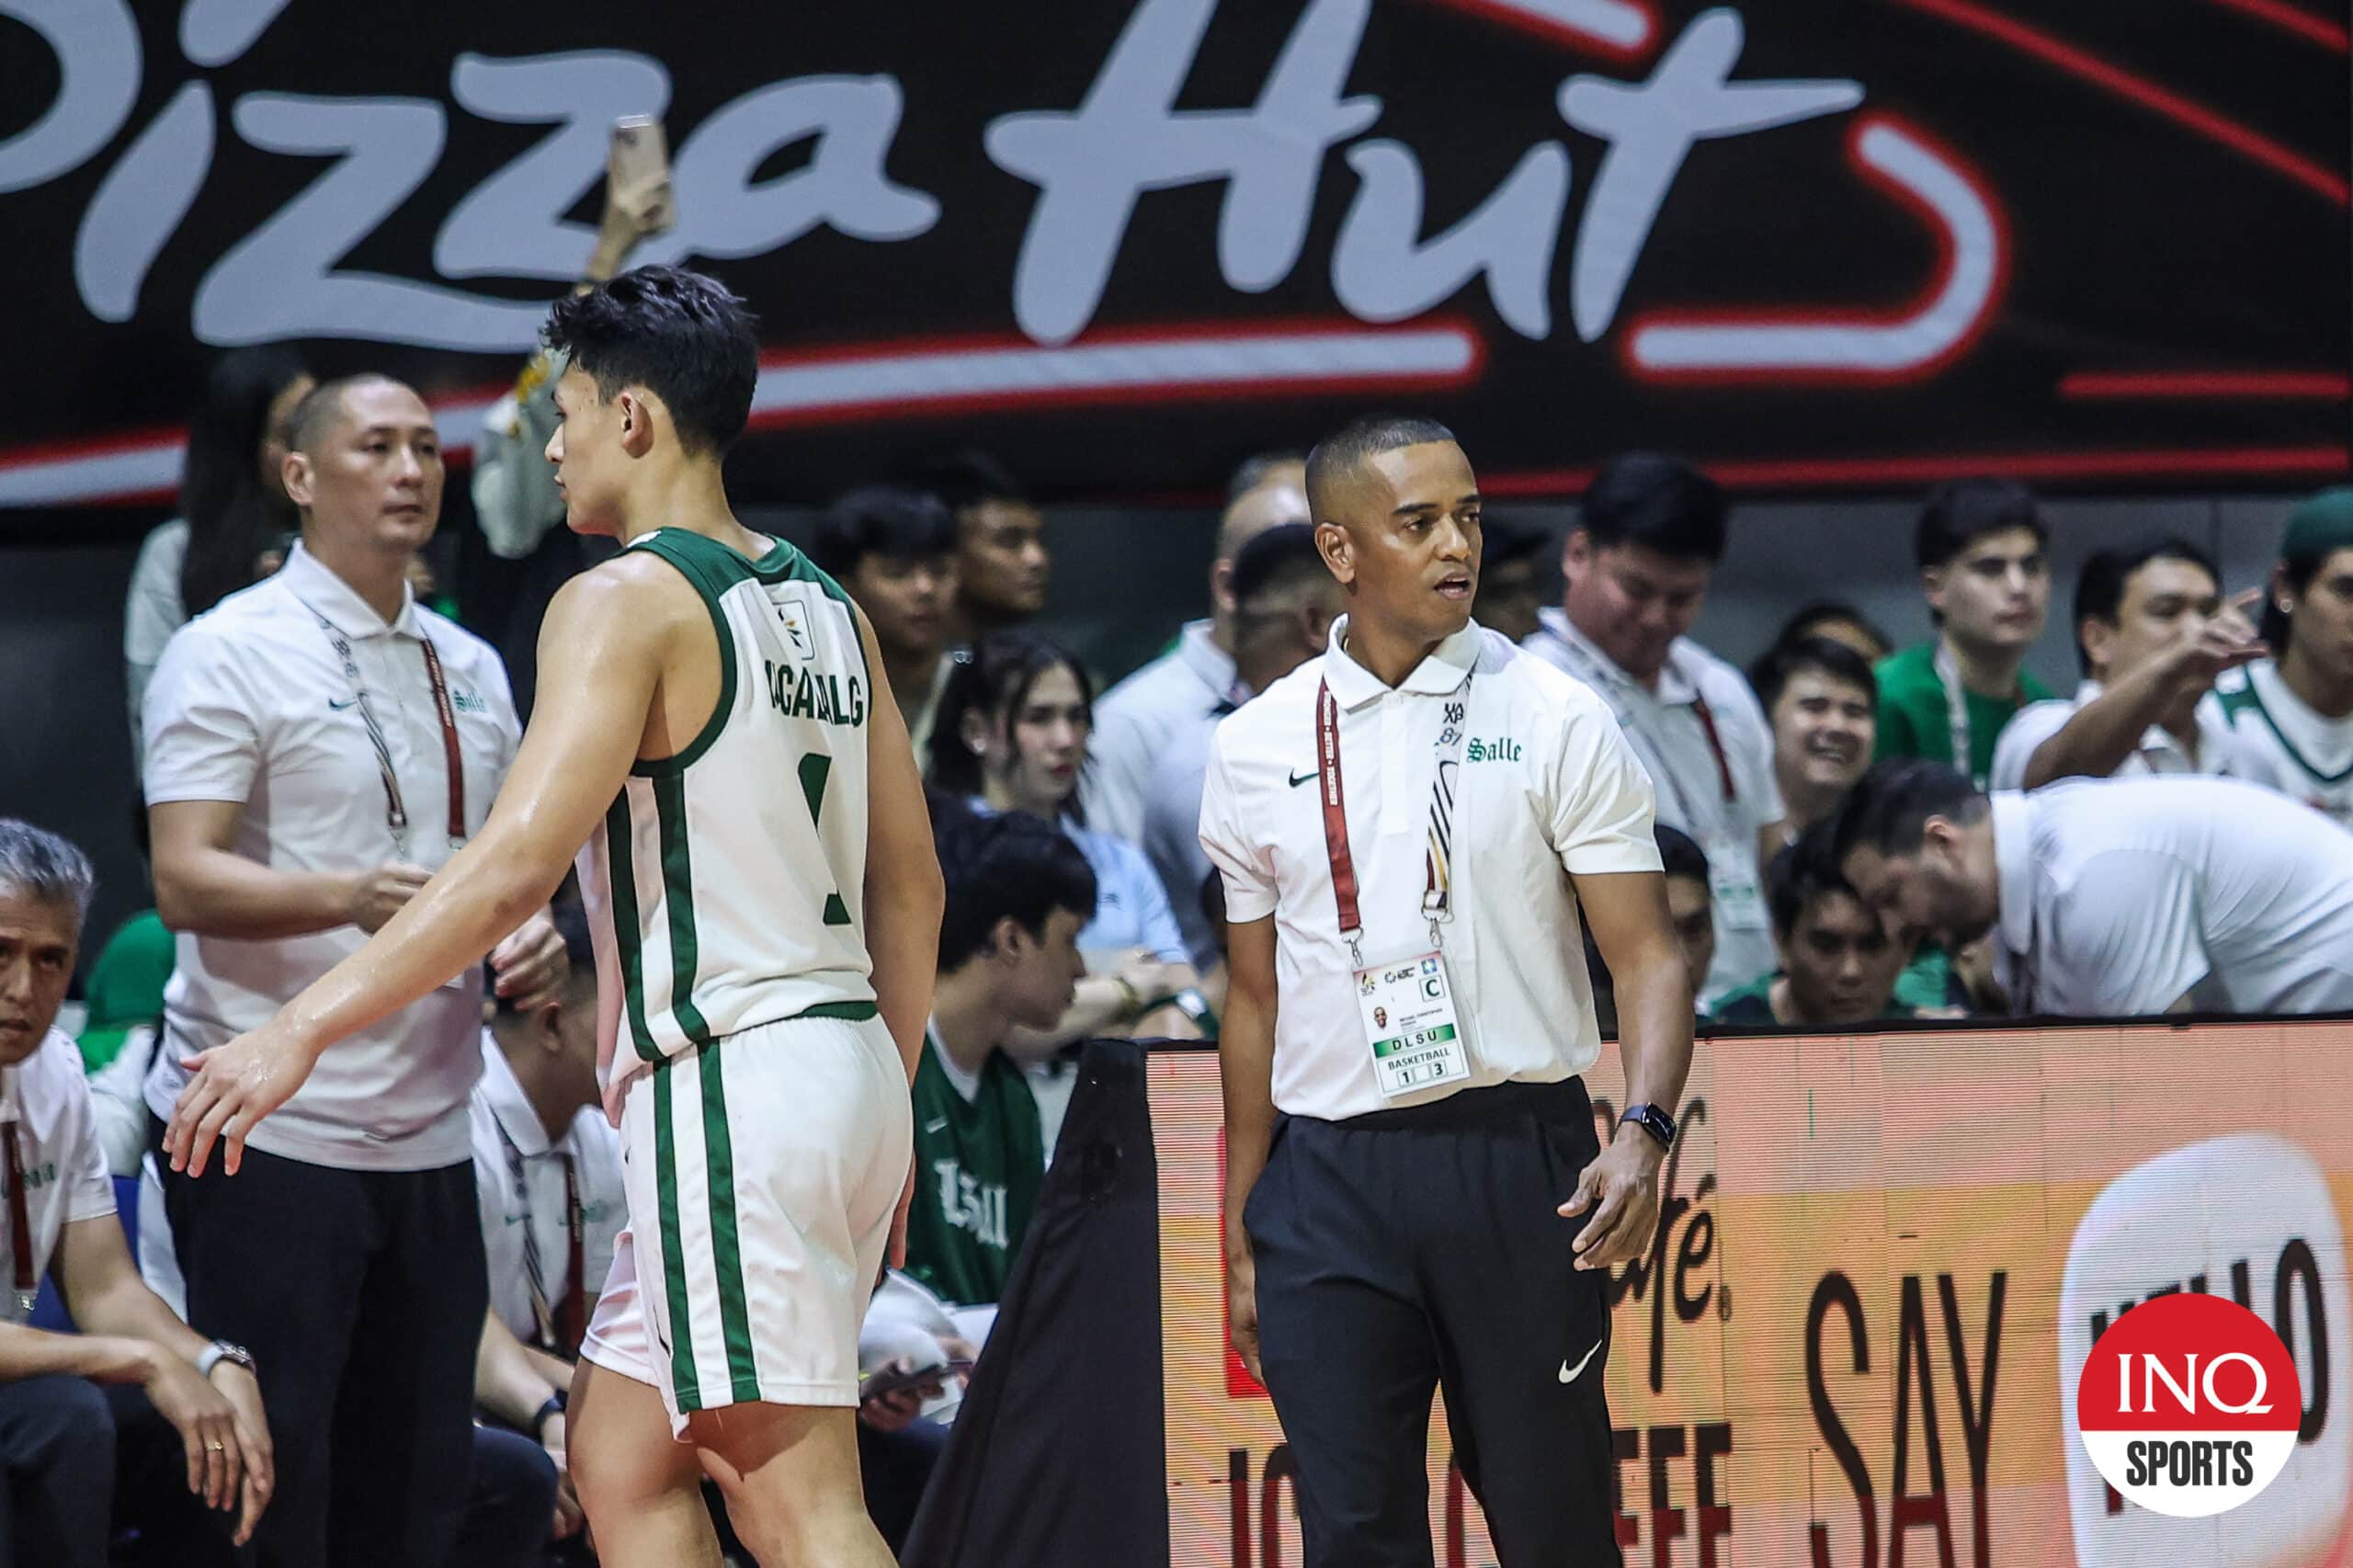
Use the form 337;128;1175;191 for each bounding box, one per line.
600;1012;910;1427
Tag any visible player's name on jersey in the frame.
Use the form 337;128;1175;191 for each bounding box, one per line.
765;658;868;728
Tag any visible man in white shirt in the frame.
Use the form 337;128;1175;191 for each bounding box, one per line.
1141;523;1345;970
1818;762;2353;1017
1524;451;1785;1003
0;822;270;1564
142;374;566;1568
1201;415;1694;1564
1992;538;2264;792
1085;452;1309;841
2208;490;2353;827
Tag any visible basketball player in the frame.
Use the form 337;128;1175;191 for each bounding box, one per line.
162;266;944;1568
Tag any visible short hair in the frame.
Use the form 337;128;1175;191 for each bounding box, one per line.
542;266;759;457
1774;600;1892;663
809;486;958;580
1227;449;1309;504
1654;823;1710;887
1228;523;1327;618
1304;414;1458;522
935;811;1098;971
1812;759;1986;869
494;894;596;1017
0;820;95;924
927;631;1096;802
1915;478;2046;572
1580;452;1726;563
1748;635;1878;714
904;447;1028;512
1480;517;1549;569
287;373;409;456
2073;536;2217;676
1764;843;1866;939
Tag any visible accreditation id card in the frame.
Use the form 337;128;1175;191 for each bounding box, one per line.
1355;950;1471;1099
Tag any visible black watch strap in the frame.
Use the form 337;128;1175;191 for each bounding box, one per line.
532;1391;568;1438
1620;1103;1677;1151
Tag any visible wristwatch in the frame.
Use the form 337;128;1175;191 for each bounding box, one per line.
1619;1103;1677;1152
196;1341;256;1381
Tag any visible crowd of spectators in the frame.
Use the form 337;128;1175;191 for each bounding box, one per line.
13;194;2353;1562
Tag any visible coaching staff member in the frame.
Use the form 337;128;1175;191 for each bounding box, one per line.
1199;415;1695;1565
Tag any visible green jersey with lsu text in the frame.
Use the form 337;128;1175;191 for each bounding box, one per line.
588;528;878;1097
902;1031;1045;1307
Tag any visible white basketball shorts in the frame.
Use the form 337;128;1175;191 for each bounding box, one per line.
580;1012;910;1432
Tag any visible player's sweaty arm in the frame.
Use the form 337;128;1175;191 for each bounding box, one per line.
225;562;673;1064
856;609;944;1084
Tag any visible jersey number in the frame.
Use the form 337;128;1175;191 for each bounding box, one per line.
798;753;853;926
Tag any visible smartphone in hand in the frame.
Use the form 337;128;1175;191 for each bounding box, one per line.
608;116;675;234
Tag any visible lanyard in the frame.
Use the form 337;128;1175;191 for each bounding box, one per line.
1545;626;1733;817
498;1119;586;1354
1315;674;1470;969
1688;692;1737;805
1932;643;1978;788
311;609;467;856
2;1116;33;1316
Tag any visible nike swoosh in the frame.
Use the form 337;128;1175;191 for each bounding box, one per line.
923;1117;949;1135
1287;769;1316;788
328;697;359;710
1558;1335;1603;1384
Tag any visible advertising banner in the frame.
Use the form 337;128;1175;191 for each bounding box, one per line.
4;0;2347;508
1154;1020;2353;1566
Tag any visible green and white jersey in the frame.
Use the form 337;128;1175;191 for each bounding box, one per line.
2203;661;2353;831
901;1028;1045;1308
588;529;879;1099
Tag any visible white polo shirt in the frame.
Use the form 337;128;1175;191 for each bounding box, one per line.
1989;680;2260;792
2;1032;118;1324
1990;778;2353;1017
468;1034;625;1347
1199;618;1660;1121
1523;609;1783;998
1084;622;1244;844
142;544;522;1170
2204;661;2353;830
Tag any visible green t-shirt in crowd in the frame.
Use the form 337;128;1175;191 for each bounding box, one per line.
1708;972;1919;1028
903;1037;1046;1309
1872;642;2053;789
77;909;174;1073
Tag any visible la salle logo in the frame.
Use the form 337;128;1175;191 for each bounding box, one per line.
1464;735;1521;763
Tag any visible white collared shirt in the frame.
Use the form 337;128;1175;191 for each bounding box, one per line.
1989;679;2259;792
1199;618;1660;1121
1990;778;2353;1017
1;1033;118;1324
1084;621;1242;843
142;544;522;1169
468;1034;625;1346
1522;608;1783;999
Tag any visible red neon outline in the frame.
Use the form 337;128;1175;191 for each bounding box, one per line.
1417;0;1659;63
1480;445;2348;496
1896;0;2350;205
2060;370;2353;401
1620;114;2010;387
2205;0;2351;51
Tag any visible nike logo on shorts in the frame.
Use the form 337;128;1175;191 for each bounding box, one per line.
1558;1335;1603;1384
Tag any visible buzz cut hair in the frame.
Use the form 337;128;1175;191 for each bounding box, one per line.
287;373;412;456
1304;415;1458;524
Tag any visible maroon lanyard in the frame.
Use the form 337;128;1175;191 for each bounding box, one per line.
4;1121;33;1307
416;637;467;846
1315;676;1467;965
1688;691;1737;805
557;1153;585;1354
